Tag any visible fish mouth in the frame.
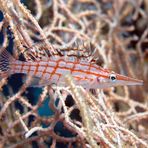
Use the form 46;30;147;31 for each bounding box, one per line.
114;80;143;86
95;79;143;89
98;80;143;89
116;74;143;86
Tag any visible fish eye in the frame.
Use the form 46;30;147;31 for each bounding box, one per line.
109;74;116;82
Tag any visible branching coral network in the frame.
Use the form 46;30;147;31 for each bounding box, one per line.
0;0;148;147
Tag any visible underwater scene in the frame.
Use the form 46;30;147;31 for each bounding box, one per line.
0;0;148;148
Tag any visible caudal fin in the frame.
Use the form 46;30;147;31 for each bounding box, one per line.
0;50;15;78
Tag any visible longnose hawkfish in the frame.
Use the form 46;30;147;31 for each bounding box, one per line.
0;50;143;89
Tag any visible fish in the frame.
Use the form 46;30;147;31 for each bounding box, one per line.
0;50;143;89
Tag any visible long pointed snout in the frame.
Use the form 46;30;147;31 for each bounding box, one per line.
116;74;143;86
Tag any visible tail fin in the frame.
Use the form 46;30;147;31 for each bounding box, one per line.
0;50;15;78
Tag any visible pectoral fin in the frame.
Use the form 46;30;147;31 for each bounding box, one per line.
22;76;50;87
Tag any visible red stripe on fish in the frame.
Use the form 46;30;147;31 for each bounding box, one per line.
0;50;143;88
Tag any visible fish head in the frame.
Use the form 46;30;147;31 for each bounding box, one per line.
90;71;143;89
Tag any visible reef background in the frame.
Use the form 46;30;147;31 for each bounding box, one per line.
0;0;148;147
